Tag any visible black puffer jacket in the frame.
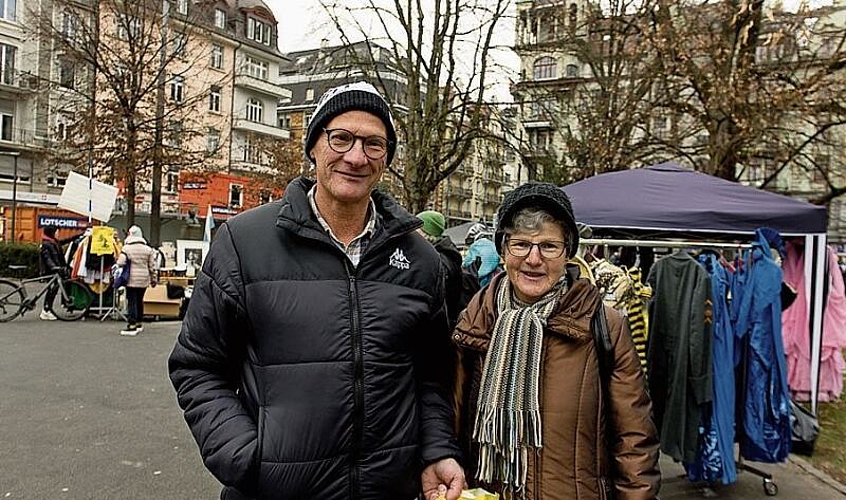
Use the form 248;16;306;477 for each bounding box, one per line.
169;177;460;500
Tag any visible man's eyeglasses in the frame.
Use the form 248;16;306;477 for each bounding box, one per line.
505;238;568;259
323;128;390;160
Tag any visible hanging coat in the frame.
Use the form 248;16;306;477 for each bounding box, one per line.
734;230;791;463
646;251;713;463
686;252;737;485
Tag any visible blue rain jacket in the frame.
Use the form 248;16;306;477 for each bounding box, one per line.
734;231;791;463
687;252;737;484
462;237;500;287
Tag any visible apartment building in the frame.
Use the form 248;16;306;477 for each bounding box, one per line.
0;0;291;242
512;0;846;241
0;0;60;239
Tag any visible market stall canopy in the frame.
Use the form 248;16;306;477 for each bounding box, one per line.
443;221;478;248
563;163;827;235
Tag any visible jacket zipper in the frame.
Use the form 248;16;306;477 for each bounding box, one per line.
534;337;548;500
346;262;364;500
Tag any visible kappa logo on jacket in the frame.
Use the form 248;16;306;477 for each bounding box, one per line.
389;248;411;270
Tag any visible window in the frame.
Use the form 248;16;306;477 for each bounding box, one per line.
243;137;260;163
259;190;272;204
209;86;221;112
533;57;556;80
247;17;271;45
206;129;220;154
305;88;314;101
565;64;579;78
303;112;312;128
169;75;184;102
0;0;15;21
246;99;263;122
176;0;188;15
214;8;226;29
172;33;187;56
210;44;223;69
652;116;668;138
62;11;80;43
47;173;68;188
279;113;290;129
117;14;140;40
165;172;179;192
569;3;577;27
168;120;184;148
0;43;15;86
56;121;72;141
59;59;75;89
229;183;243;208
245;56;268;80
0;113;13;141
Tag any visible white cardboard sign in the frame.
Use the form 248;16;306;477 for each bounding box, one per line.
58;171;119;222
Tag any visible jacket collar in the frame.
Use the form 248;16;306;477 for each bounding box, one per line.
453;264;601;352
275;176;422;244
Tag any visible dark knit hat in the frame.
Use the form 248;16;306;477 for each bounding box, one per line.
495;182;579;258
304;81;397;165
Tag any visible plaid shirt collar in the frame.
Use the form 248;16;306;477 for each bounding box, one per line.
307;185;378;267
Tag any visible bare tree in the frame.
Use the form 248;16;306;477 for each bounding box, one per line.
320;0;511;213
29;0;229;243
514;0;665;185
650;0;846;191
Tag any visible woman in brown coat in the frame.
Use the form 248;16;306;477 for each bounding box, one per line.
451;182;660;500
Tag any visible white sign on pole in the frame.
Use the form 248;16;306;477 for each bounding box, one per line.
58;171;119;222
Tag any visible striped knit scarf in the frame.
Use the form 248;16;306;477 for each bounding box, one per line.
473;276;567;492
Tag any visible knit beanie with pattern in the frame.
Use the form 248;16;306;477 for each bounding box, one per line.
495;182;579;258
416;210;446;238
304;81;397;165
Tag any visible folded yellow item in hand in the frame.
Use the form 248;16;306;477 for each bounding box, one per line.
459;488;499;499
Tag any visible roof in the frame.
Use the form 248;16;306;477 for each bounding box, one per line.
563;163;827;236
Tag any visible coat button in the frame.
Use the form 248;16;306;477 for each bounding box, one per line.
453;334;461;340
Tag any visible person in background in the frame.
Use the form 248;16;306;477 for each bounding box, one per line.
115;225;158;336
38;226;83;321
452;182;660;499
462;223;501;288
417;210;466;328
169;81;464;500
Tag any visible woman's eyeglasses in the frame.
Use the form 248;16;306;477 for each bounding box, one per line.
505;238;567;259
324;128;390;160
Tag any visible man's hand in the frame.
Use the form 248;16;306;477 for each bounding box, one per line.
421;458;465;500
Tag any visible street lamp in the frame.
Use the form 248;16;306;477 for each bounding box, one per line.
0;151;21;243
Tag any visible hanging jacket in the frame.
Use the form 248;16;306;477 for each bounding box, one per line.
168;177;459;500
452;269;660;500
735;231;791;463
646;251;713;463
686;252;737;485
462;237;501;287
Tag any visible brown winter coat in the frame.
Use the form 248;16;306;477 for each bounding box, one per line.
452;268;660;500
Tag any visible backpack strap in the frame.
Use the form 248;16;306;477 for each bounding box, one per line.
592;301;616;498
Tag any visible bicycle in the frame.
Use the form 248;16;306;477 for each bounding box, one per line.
0;265;94;322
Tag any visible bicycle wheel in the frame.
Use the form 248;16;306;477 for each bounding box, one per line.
0;279;25;322
51;280;93;321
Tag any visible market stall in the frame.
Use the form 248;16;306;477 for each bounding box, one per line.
563;162;829;413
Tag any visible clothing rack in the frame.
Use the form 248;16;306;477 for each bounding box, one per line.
585;236;780;496
581;237;751;249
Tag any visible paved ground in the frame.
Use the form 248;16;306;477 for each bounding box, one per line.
1;314;845;499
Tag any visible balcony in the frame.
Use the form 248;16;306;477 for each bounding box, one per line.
232;118;290;139
0;128;52;151
234;72;292;99
0;70;40;96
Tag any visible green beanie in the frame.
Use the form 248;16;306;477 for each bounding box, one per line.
416;210;446;238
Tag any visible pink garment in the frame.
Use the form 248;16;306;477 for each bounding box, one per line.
782;242;846;401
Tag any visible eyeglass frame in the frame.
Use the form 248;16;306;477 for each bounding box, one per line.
504;237;569;260
323;127;392;160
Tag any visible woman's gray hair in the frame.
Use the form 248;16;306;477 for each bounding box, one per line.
502;207;574;254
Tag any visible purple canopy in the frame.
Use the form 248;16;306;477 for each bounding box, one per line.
563;163;827;235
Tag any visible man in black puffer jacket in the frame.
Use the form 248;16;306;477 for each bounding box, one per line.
169;82;464;500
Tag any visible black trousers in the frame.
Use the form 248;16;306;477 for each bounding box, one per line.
43;281;59;311
125;287;146;325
